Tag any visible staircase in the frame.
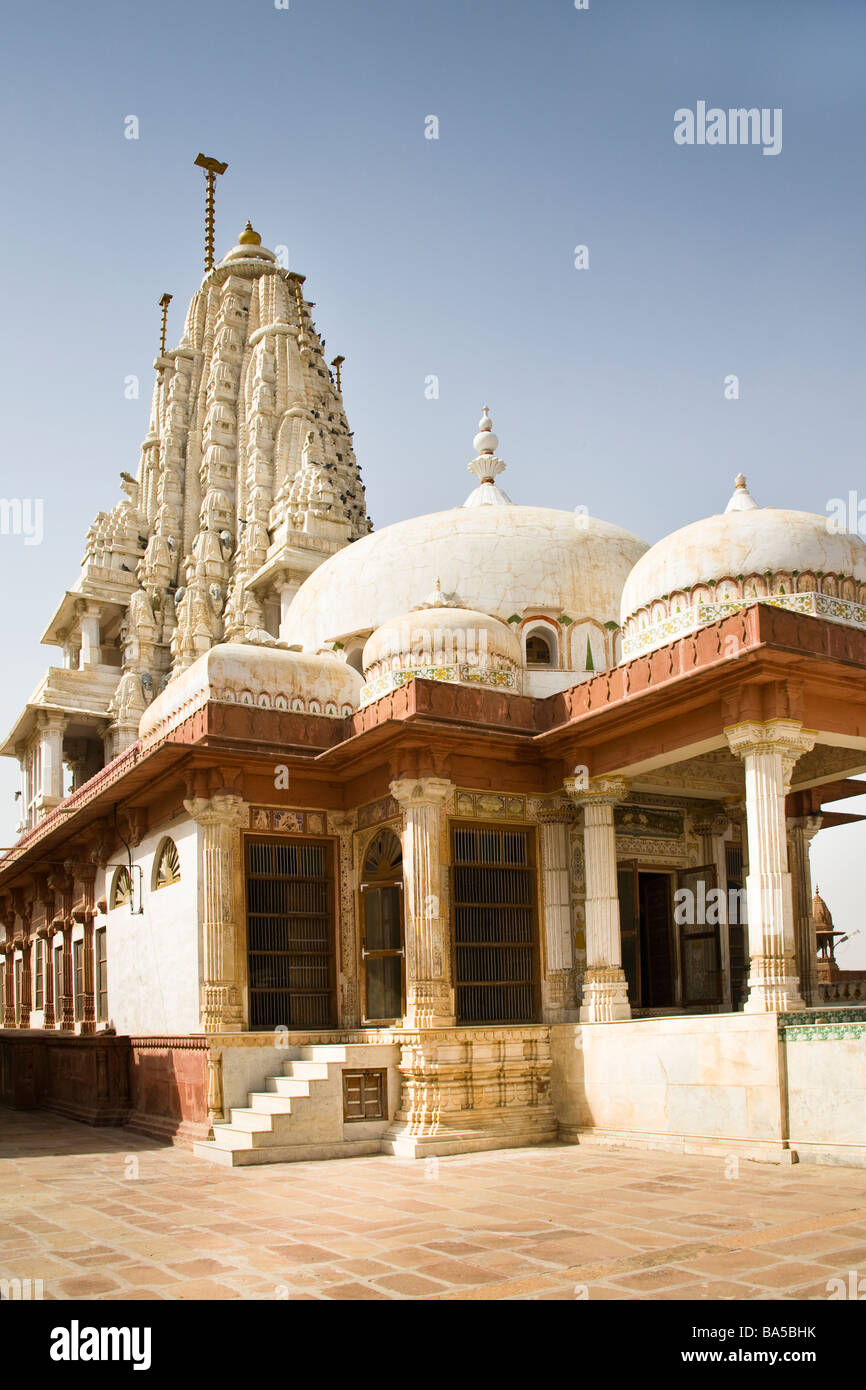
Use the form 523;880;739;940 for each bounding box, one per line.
193;1044;393;1167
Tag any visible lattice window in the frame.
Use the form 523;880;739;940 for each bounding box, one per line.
361;828;404;1023
246;838;336;1029
95;928;108;1022
110;866;132;909
153;838;181;890
451;824;538;1024
34;938;43;1010
73;940;84;1023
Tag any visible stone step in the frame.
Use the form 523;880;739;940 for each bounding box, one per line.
224;1108;298;1138
281;1059;330;1081
266;1076;312;1098
193;1136;384;1168
298;1044;348;1062
249;1090;295;1113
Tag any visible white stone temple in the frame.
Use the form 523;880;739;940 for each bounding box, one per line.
1;207;865;1170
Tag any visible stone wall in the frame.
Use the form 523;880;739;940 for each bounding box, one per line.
550;1008;866;1166
780;1010;866;1166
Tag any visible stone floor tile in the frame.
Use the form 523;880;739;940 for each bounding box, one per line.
375;1272;449;1295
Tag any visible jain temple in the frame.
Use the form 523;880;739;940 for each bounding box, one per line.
1;202;865;1169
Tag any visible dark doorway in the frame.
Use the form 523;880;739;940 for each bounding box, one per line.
617;865;678;1008
639;872;677;1008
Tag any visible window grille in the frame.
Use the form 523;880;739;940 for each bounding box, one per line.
246;838;335;1029
451;824;537;1024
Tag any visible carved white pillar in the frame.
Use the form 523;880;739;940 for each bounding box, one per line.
390;778;455;1028
38;715;66;807
787;814;823;1008
79;606;102;667
537;807;578;1021
692;807;732;1010
726;719;817;1013
565;775;631;1022
277;580;300;638
184;793;249;1032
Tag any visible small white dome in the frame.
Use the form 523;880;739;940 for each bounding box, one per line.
360;605;522;705
620;478;866;658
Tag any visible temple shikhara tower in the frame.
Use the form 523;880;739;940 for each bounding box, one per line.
2;212;368;814
1;162;865;1169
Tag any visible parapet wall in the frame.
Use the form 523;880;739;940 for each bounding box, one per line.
551;1007;866;1166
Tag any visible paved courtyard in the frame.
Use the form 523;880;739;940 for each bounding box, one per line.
2;1109;866;1301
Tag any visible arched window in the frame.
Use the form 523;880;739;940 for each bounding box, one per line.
526;634;550;665
153;838;181;890
345;646;364;676
525;625;558;667
361;829;404;1022
110;866;132;909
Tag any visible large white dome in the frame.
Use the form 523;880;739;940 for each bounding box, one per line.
620;476;866;658
283;503;648;657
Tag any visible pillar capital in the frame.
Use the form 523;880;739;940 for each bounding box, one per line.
725;719;817;791
787;813;823;843
389;777;453;810
565;774;630;808
692;805;731;839
183;792;249;830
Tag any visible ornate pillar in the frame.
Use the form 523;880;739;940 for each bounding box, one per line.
14;893;33;1028
38;713;66;811
692;807;732;1010
726;719;817;1012
183;792;249;1032
79;604;102;667
390;778;455;1028
787;814;823;1008
565;775;631;1022
48;871;75;1030
329;811;359;1028
537;803;578;1022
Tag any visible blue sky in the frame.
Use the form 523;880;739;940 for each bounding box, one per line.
0;0;863;958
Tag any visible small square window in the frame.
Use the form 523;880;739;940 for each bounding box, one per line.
343;1069;386;1122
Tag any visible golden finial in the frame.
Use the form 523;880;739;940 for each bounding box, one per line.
194;153;229;272
330;355;345;391
158;293;172;357
238;220;261;246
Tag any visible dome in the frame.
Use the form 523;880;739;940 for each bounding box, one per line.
620;477;866;659
139;641;362;747
361;596;523;704
284;504;647;659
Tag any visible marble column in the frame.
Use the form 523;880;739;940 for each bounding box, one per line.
38;714;66;808
390;778;455;1028
565;775;631;1022
537;805;578;1022
692;807;732;1010
726;719;817;1013
183;793;249;1032
79;605;102;667
787;814;823;1008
